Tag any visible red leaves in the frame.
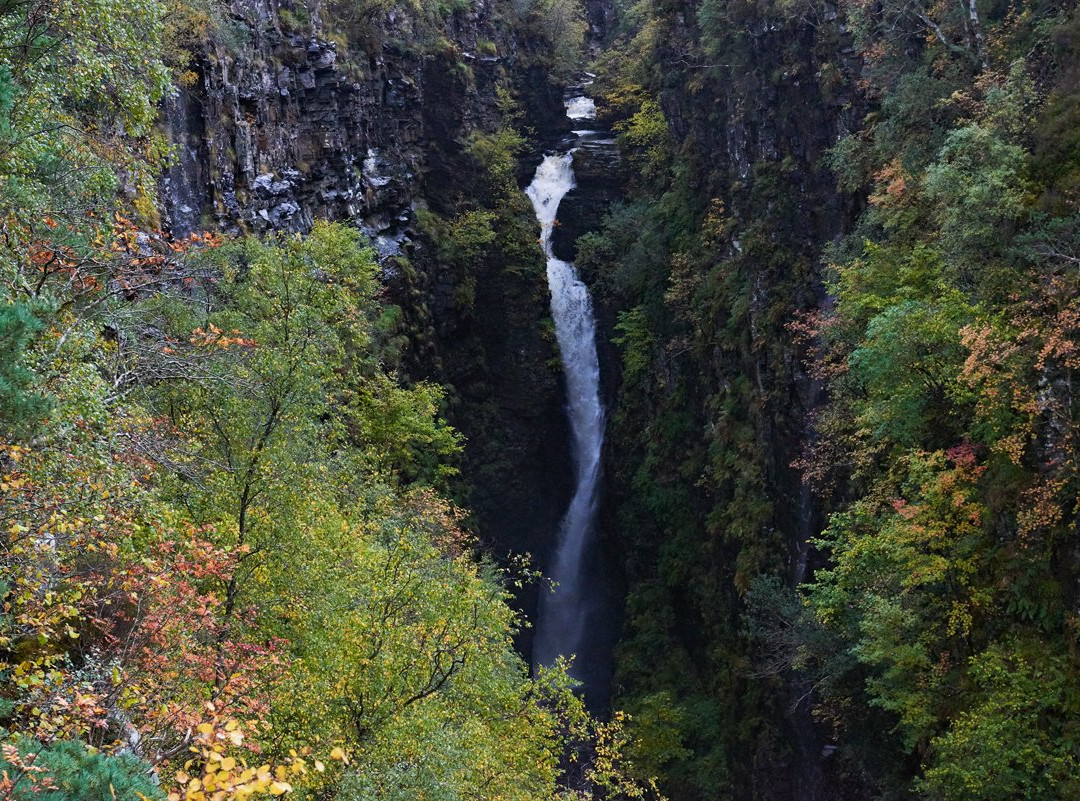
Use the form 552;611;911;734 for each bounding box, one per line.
785;308;824;347
869;159;910;207
167;231;224;253
0;742;60;796
945;442;977;469
891;498;918;519
2;441;284;763
98;529;285;758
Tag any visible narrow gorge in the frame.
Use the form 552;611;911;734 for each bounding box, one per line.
5;0;1080;799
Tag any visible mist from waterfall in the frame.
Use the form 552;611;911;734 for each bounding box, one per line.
526;141;605;684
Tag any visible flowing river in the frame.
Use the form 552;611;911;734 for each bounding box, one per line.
526;96;606;688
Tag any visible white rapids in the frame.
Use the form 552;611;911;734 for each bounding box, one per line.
526;132;605;680
564;95;597;121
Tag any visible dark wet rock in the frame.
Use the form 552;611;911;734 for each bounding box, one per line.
552;131;624;262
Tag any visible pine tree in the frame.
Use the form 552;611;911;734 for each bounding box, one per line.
0;737;165;800
0;302;49;438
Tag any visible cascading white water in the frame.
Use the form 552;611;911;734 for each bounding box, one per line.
564;96;597;121
526;133;605;679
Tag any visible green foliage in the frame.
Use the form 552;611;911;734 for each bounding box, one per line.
509;0;586;78
0;0;169;236
275;508;568;801
162;0;251;71
0;736;166;800
29;0;170;135
923;125;1031;268
845;294;974;447
0;206;644;800
917;645;1080;801
620;693;692;781
808;450;991;747
465;127;527;201
0;302;49;437
612;307;656;383
795;4;1080;796
415;121;542;320
574;0;1080;797
613;99;671;184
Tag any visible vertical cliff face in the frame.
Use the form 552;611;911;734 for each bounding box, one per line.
165;0;560;236
580;0;871;797
162;0;576;614
650;0;865;592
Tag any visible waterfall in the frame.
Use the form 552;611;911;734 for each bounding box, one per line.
526;107;606;684
564;96;596;121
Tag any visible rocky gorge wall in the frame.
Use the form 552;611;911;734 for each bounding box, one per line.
578;0;872;797
166;1;577;231
161;0;580;633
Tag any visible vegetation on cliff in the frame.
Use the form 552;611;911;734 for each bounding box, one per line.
577;0;1080;797
798;3;1080;795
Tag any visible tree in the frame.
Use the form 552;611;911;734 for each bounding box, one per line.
0;303;49;437
918;645;1080;801
0;736;165;801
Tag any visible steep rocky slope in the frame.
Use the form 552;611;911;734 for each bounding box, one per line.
577;0;1080;798
164;1;564;236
